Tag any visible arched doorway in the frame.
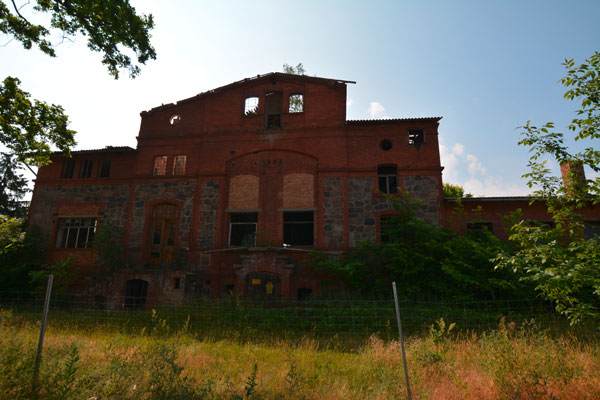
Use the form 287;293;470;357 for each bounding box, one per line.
245;272;281;300
150;204;177;266
124;279;148;309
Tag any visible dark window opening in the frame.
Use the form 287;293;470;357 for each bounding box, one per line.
380;139;392;151
380;215;395;243
584;221;600;240
98;159;111;178
244;97;259;115
466;222;494;234
408;129;425;149
55;217;97;248
378;165;398;194
297;288;312;301
61;159;75;179
229;213;258;247
79;160;93;178
174;277;181;289
265;92;282;129
289;94;303;113
124;279;148;310
283;212;314;246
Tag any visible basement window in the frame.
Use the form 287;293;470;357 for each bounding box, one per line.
55;217;97;248
172;155;187;175
283;212;314;246
229;213;258;247
244;97;259;116
98;160;111;178
153;156;167;176
378;165;398;194
265;92;282;129
79;160;93;178
61;159;75;179
408;129;425;148
289;94;303;113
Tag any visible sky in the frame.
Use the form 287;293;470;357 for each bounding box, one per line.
2;0;599;197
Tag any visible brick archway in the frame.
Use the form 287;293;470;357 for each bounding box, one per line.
233;249;295;298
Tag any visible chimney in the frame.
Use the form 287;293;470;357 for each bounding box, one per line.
560;162;586;193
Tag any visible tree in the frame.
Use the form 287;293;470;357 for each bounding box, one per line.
442;182;473;198
0;153;29;218
283;63;306;75
496;52;600;325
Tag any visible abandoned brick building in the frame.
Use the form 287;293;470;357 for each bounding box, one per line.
28;72;600;307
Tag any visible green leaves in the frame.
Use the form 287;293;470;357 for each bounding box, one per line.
0;76;76;167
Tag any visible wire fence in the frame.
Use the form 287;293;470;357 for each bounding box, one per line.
0;290;562;338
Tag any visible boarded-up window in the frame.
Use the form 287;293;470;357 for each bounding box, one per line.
153;156;167;176
172;155;186;175
228;175;259;209
283;173;314;208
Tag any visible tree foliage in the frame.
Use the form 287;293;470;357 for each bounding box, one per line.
0;153;29;217
0;0;156;79
496;52;600;325
442;182;473;198
283;63;306;75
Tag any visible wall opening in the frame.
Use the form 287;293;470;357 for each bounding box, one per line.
229;213;258;247
265;92;282;129
377;165;398;194
124;279;148;310
283;211;314;246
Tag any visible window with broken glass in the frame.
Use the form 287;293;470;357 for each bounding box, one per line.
153;155;167;176
378;165;398;194
289;94;303;113
244;97;259;116
172;155;186;175
229;213;258;247
55;217;97;248
408;129;425;148
283;211;314;246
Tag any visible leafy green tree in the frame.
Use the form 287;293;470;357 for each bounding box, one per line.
443;182;473;198
496;52;600;325
283;63;306;75
0;153;29;218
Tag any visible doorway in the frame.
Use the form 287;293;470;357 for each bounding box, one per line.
245;272;280;300
149;204;177;266
124;279;148;309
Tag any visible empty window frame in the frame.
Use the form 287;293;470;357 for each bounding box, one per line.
584;221;600;239
283;212;314;246
55;217;97;248
244;97;259;116
172;155;187;175
153;155;168;176
98;159;111;178
378;165;398;194
289;94;303;113
61;159;75;179
265;92;282;129
79;160;93;178
408;129;425;148
466;222;494;234
229;213;258;247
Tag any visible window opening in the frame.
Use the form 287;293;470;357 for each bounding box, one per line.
408;129;425;149
55;217;97;248
378;165;398;194
150;204;178;266
229;213;258;247
380;215;395;243
79;160;93;178
124;279;148;310
265;92;282;129
466;222;494;234
584;221;600;240
169;114;181;125
174;277;181;289
61;159;75;178
172;155;187;175
283;212;314;246
153;156;167;176
297;288;312;301
244;97;259;115
289;94;303;113
380;139;392;151
98;159;111;178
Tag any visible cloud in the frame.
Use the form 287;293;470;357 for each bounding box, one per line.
440;144;460;180
463;176;529;197
466;154;487;176
452;143;464;156
368;101;386;118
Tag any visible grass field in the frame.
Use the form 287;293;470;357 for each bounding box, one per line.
1;305;599;399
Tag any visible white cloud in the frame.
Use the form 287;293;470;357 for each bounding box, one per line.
368;101;386;118
463;176;529;197
452;143;464;156
466;154;487;176
440;144;460;180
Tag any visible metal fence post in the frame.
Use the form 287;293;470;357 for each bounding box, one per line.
31;274;54;397
392;282;412;400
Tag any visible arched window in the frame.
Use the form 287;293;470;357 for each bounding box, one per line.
150;204;178;266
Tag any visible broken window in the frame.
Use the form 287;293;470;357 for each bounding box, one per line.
408;129;425;148
265;92;282;129
79;160;93;178
244;97;259;116
98;159;111;178
584;221;600;240
55;217;97;248
61;159;75;178
378;165;398;194
289;94;303;113
153;155;167;176
283;212;314;246
466;222;494;234
229;213;258;247
172;155;187;175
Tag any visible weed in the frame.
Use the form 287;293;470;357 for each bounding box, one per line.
243;362;258;399
52;346;80;399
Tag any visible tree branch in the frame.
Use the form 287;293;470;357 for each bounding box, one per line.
10;0;29;22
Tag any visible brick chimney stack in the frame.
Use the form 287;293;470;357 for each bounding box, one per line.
560;162;586;192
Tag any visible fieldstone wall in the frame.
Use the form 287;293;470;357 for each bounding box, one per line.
348;177;392;247
403;175;440;224
30;184;131;245
129;182;195;248
322;177;344;247
197;180;220;248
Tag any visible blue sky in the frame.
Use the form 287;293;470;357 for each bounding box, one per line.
2;0;599;196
